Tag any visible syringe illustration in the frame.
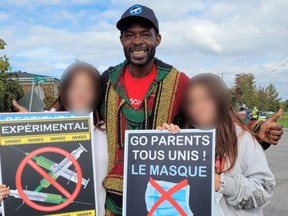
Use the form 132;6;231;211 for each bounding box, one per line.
9;189;67;204
8;144;93;209
11;144;90;191
9;189;93;209
32;144;90;191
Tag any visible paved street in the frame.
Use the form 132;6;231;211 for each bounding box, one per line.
264;130;288;216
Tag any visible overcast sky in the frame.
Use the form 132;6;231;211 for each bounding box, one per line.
0;0;287;100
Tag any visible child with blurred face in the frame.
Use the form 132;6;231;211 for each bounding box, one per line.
159;73;275;216
65;70;96;112
2;62;108;216
54;62;102;116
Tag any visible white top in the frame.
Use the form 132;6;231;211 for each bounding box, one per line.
48;109;108;215
217;126;275;216
93;128;108;216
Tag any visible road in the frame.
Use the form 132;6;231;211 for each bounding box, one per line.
264;130;288;216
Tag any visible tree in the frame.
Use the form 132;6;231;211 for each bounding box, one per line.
255;86;268;111
43;87;57;109
265;84;281;112
231;73;257;109
0;39;11;73
0;39;24;112
280;100;288;112
230;73;281;111
0;73;24;112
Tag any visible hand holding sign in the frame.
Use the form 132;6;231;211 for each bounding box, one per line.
0;184;10;201
157;123;180;134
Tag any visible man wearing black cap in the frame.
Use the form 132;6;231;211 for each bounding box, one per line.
101;4;190;215
101;4;283;216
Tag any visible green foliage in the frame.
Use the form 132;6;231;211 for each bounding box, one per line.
280;100;288;112
0;73;24;112
0;55;11;73
265;84;281;111
0;39;6;50
255;87;267;110
0;38;24;112
43;88;57;109
231;73;281;112
0;39;11;73
231;73;257;108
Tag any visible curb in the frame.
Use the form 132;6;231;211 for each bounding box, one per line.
284;128;288;131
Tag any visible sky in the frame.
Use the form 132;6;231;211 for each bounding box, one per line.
0;0;287;100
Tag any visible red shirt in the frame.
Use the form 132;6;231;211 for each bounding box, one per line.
124;64;157;109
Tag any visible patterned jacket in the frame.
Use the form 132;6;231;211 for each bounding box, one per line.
101;58;189;215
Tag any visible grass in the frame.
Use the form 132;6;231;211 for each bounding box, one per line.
278;116;288;128
267;113;288;128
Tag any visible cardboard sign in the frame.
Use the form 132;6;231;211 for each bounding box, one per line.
123;129;215;216
0;113;97;216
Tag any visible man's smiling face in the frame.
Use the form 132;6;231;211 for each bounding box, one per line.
120;21;161;67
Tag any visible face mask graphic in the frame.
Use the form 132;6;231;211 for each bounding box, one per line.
145;178;194;216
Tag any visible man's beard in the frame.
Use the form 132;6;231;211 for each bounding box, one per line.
124;46;156;67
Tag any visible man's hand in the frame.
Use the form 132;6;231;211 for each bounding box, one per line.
257;109;284;145
12;100;28;112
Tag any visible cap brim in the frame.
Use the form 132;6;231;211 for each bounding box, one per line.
116;16;157;32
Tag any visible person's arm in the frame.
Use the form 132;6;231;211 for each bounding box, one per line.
12;100;28;112
248;120;271;150
249;109;283;150
218;133;275;210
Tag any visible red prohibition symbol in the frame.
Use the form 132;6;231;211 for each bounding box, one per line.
15;147;83;212
148;177;188;216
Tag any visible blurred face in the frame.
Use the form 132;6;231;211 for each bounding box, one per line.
120;23;161;66
186;85;218;129
66;71;96;112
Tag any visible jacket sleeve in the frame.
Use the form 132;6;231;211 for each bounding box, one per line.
172;72;190;127
248;120;271;150
218;132;275;210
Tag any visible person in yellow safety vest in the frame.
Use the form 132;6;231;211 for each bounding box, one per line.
251;106;260;120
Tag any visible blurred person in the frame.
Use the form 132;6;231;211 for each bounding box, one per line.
159;73;275;216
6;62;108;216
101;5;283;215
237;107;247;119
251;106;260;120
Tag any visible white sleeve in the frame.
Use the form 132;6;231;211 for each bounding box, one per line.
218;133;275;210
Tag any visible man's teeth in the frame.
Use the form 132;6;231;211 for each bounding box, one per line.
132;50;146;53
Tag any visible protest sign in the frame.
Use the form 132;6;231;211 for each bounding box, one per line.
0;112;77;121
0;113;97;216
123;129;215;216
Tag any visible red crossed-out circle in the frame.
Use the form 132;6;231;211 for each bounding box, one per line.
15;147;83;212
148;177;189;216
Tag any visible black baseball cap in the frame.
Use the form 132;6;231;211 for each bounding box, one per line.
116;4;159;33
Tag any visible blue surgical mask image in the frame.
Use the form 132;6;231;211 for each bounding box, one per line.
145;178;194;216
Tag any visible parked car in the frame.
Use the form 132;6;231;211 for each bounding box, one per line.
259;111;267;120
